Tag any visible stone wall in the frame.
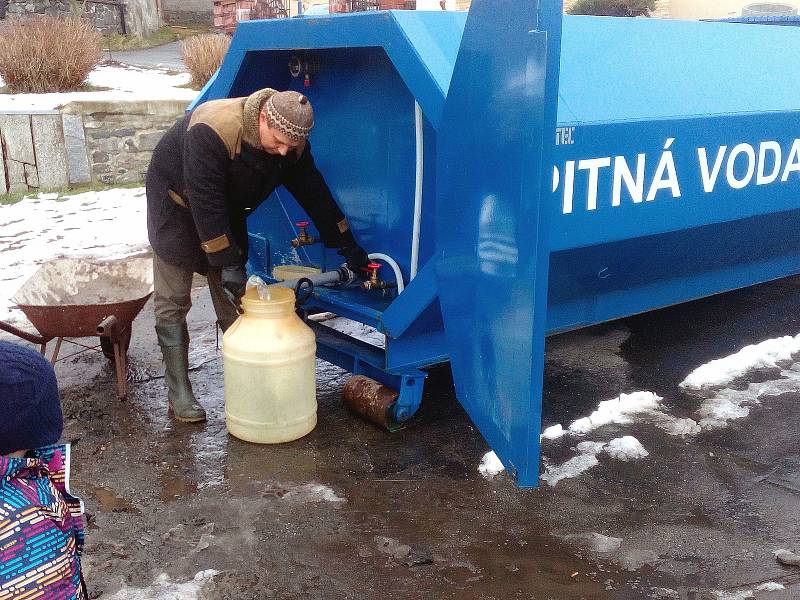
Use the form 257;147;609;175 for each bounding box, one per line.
4;0;162;37
124;0;162;36
161;0;212;25
0;112;81;194
0;100;187;195
62;100;187;186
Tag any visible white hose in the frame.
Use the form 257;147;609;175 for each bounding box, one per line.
368;253;405;294
411;101;424;281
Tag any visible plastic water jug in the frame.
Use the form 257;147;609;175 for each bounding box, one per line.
223;286;317;443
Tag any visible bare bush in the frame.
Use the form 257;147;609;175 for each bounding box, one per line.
0;16;102;93
182;34;231;89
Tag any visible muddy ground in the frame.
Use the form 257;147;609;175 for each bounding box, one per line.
8;274;800;599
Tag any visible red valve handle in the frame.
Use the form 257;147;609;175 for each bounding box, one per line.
367;262;382;270
296;221;309;228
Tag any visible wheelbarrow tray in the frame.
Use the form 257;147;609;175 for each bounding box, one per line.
16;297;151;340
12;257;153;339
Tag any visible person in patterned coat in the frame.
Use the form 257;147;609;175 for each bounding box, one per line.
0;341;86;600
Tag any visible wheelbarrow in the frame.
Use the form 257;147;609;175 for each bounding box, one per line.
0;257;153;399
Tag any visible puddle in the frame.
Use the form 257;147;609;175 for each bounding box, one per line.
158;470;198;503
82;483;141;514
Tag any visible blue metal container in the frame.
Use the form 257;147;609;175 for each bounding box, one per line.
193;1;800;486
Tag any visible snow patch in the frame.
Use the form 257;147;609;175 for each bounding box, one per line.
681;334;800;390
604;436;649;461
652;415;702;436
567;391;699;437
0;63;195;111
540;391;699;442
105;570;217;599
568;391;662;434
281;483;346;503
540;423;566;441
541;453;600;487
696;364;800;429
575;440;606;455
478;451;505;479
712;591;754;600
755;582;785;592
541;436;649;486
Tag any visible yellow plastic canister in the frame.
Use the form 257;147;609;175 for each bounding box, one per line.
223;286;317;443
272;264;321;282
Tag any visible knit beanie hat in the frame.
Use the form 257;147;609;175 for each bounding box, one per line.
264;91;314;141
0;341;63;455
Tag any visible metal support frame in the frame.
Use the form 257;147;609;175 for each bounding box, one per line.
309;320;427;427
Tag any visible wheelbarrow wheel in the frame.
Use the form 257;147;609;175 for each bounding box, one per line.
100;327;131;363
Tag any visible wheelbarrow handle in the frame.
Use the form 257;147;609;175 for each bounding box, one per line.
0;319;48;346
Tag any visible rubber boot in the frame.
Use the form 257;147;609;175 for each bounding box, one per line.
155;323;206;423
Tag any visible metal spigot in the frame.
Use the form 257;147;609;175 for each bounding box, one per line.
291;221;316;248
361;262;395;291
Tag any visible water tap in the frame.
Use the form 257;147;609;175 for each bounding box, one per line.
361;262;395;291
291;221;317;248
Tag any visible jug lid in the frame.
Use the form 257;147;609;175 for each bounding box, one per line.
240;285;295;316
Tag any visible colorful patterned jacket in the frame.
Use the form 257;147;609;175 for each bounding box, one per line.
0;444;86;600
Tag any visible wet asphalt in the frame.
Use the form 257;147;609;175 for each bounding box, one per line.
106;41;185;71
6;271;800;599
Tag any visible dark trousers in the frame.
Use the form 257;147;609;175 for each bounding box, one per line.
152;254;239;330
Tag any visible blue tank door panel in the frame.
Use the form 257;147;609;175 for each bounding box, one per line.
436;0;550;487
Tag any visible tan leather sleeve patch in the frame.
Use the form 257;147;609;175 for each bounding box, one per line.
337;218;350;234
168;189;188;208
201;234;231;254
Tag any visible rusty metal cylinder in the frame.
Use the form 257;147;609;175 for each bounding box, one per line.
342;375;401;431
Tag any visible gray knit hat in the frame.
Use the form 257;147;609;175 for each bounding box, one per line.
264;91;314;141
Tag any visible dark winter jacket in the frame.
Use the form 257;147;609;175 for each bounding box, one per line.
146;90;356;274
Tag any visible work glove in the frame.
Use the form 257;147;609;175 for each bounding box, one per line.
338;245;369;274
221;264;247;309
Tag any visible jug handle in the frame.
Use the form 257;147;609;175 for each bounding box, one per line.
294;278;315;308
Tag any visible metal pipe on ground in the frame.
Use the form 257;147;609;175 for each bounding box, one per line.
342;375;401;431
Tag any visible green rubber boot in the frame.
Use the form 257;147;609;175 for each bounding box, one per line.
155;323;206;423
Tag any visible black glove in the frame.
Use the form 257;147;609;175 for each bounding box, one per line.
221;264;247;309
338;245;369;273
